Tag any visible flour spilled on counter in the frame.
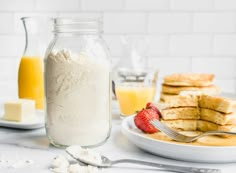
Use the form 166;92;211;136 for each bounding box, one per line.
66;146;102;165
0;158;34;169
68;164;98;173
50;146;100;173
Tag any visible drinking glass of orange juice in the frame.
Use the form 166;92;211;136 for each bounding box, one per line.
18;17;52;110
115;68;158;117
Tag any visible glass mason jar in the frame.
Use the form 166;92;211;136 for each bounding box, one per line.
45;18;111;148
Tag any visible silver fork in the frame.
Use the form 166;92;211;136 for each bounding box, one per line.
150;119;236;143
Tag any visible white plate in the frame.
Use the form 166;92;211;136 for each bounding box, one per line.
0;111;45;130
121;116;236;163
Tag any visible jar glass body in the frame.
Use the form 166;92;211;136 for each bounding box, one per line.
45;18;111;148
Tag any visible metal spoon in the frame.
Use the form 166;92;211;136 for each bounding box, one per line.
66;149;221;173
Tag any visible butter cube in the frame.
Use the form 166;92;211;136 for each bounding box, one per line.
3;99;35;122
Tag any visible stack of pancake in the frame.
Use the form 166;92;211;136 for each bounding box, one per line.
161;94;200;131
160;73;220;102
161;94;236;132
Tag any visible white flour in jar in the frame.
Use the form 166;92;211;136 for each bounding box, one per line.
45;49;110;146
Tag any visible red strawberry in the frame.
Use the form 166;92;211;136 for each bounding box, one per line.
134;108;160;133
146;102;162;118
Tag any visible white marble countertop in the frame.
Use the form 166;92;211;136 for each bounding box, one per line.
0;105;236;173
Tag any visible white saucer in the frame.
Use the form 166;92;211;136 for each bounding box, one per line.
0;110;45;130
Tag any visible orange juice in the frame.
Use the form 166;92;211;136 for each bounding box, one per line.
116;87;156;116
18;56;44;109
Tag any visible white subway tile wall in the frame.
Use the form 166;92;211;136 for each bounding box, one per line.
193;13;236;33
148;13;192;33
104;12;147;33
170;0;214;11
0;0;236;98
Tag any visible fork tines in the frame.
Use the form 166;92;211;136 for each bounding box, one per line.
150;119;186;141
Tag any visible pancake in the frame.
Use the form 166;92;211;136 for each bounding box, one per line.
163;73;215;87
160;94;198;108
160;93;178;102
161;84;220;95
161;120;197;131
162;107;200;120
199;94;236;114
197;120;236;132
162;119;236;132
200;108;236;125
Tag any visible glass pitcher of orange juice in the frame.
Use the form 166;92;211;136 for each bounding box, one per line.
18;17;51;110
115;68;158;117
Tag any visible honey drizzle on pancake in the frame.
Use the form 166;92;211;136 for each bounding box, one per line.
147;131;236;146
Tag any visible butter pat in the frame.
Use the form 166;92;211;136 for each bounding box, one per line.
3;99;35;122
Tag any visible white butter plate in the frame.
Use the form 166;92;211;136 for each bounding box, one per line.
121;115;236;163
0;110;45;130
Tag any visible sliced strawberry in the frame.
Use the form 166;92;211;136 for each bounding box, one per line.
134;108;159;133
146;102;162;118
